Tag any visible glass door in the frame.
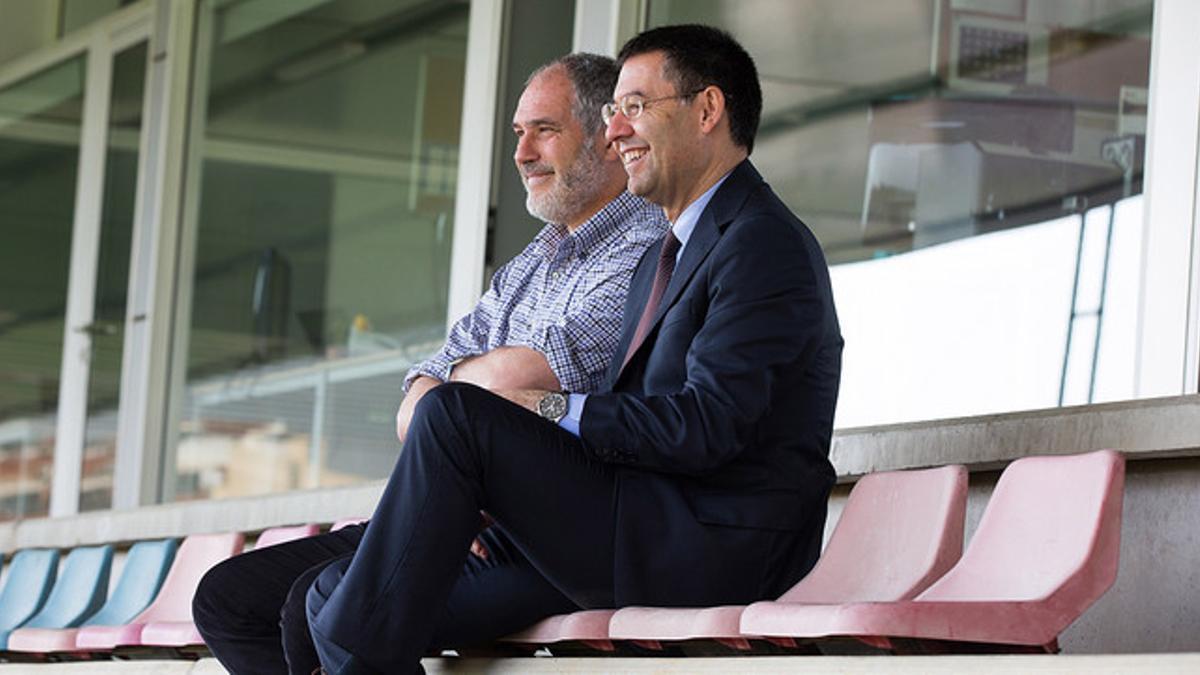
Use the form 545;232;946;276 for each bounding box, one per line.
0;10;151;519
0;56;88;519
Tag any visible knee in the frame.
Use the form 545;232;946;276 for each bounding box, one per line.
406;382;491;447
412;381;482;423
305;557;351;626
192;557;241;633
280;573;312;636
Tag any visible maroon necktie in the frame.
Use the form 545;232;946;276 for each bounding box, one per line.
622;231;682;368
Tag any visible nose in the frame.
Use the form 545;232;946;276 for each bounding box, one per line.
605;110;631;146
513;132;536;165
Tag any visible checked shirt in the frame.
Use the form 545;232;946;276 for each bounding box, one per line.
405;191;667;394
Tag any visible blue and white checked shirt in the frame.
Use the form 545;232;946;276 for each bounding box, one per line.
405;191;667;393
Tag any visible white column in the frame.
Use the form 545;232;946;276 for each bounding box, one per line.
111;0;199;509
444;0;507;327
573;0;643;56
1136;0;1200;397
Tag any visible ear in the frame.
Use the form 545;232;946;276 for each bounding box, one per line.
697;86;726;135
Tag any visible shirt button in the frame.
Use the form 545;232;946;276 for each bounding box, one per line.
552;271;561;280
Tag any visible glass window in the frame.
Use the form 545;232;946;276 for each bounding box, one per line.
172;0;469;501
0;56;86;519
647;0;1153;426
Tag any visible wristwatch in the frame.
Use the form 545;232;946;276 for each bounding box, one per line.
537;391;569;423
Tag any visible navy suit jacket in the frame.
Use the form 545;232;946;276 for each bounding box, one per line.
579;159;842;607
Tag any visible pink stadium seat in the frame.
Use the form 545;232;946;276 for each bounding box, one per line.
75;532;244;651
331;517;367;531
254;524;320;549
502;609;618;652
610;465;968;650
137;525;318;648
740;450;1125;652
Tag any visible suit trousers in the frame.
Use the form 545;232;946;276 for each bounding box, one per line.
196;382;619;674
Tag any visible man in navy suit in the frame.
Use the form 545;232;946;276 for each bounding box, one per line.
305;25;842;674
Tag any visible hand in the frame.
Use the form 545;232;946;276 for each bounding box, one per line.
492;389;548;415
470;511;495;560
396;376;440;443
469;537;489;560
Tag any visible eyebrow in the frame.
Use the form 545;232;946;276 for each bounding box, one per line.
513;117;562;128
613;89;649;100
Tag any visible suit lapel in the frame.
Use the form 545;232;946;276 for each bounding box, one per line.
613;160;762;384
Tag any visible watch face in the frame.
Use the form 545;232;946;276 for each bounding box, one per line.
538;392;568;421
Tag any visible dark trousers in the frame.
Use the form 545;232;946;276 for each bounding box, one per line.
194;382;617;675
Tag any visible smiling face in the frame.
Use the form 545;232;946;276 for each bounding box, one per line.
512;67;611;230
605;51;704;220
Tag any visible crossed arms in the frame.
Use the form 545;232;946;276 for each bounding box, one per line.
396;346;560;442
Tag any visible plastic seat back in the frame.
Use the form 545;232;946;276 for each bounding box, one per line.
331;518;366;531
255;524;319;549
0;549;60;646
130;532;245;623
918;450;1125;604
21;545;113;630
84;539;178;626
777;465;967;604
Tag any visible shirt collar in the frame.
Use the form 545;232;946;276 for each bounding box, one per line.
670;170;732;259
531;191;644;259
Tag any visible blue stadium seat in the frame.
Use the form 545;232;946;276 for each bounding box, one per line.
17;545;113;631
0;548;60;648
84;539;177;627
7;539;177;653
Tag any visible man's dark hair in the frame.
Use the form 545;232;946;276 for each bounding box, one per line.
528;53;619;140
618;24;761;153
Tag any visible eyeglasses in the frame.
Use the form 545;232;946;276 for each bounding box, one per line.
601;89;707;125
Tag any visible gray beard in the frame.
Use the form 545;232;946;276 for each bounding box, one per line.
524;149;608;227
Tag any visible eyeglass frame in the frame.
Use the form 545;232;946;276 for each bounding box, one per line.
601;88;710;126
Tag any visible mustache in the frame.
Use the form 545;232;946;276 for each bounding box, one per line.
520;162;554;178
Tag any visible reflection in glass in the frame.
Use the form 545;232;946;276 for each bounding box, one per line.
175;0;469;501
647;0;1153;426
0;57;86;520
81;42;148;512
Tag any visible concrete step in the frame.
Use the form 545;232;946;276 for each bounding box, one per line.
0;654;1198;674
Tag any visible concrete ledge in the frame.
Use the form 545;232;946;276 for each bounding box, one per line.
5;395;1200;552
1;654;1199;674
2;482;384;553
832;394;1200;479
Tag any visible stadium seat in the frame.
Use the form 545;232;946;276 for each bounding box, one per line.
740;450;1125;653
5;545;112;650
7;539;177;653
0;549;60;649
254;524;319;549
502;609;618;652
331;517;367;531
75;532;244;650
137;525;318;648
610;465;968;650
